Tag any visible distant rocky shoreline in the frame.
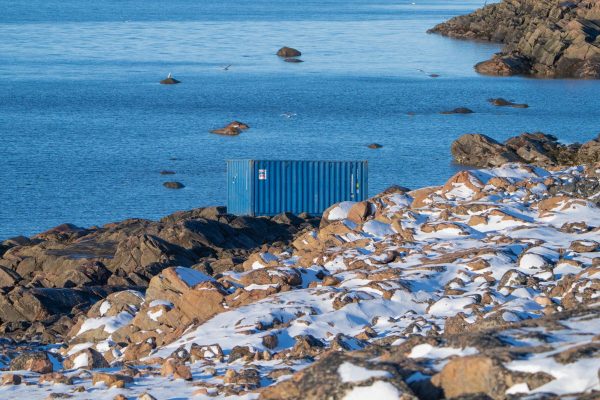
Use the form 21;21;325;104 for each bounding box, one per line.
429;0;600;78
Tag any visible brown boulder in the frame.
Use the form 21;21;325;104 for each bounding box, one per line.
451;133;520;167
2;373;22;385
63;348;109;370
91;372;133;388
277;47;301;57
210;121;250;136
10;351;53;373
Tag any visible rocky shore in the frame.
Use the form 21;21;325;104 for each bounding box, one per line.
451;132;600;169
428;0;600;78
0;154;599;398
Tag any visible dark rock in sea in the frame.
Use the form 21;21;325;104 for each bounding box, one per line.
284;58;304;63
277;47;301;58
428;0;600;79
440;107;474;115
429;74;440;78
160;74;181;85
489;98;528;108
210;121;250;136
451;132;600;168
160;170;176;175
163;181;185;189
368;143;383;149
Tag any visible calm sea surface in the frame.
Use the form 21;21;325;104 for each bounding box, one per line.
1;0;599;239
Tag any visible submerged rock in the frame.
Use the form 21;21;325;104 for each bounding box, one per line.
277;47;301;57
368;143;383;149
284;58;304;63
440;107;474;114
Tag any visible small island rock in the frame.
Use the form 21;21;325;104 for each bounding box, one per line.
163;182;185;189
277;47;301;58
160;73;180;85
210;121;250;136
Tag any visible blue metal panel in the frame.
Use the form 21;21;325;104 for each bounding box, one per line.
226;160;368;216
226;160;254;216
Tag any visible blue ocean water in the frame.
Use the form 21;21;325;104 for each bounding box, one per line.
1;0;599;239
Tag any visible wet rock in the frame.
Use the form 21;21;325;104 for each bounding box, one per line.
277;47;301;57
284;58;304;63
210;121;250;136
440;107;474;114
163;181;185;189
159;170;176;175
488;98;528;108
368;143;383;149
160;74;180;84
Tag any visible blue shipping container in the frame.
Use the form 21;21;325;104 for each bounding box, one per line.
227;160;368;216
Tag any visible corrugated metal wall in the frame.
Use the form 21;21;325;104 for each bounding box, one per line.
227;160;368;216
226;159;254;215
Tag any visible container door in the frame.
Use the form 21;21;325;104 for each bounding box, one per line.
227;160;253;216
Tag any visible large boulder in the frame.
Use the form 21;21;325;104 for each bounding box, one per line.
10;351;54;373
63;348;109;370
450;134;520;167
578;135;600;164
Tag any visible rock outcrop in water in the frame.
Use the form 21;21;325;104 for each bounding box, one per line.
276;47;301;57
159;73;180;85
452;132;600;168
428;0;600;78
210;121;250;136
